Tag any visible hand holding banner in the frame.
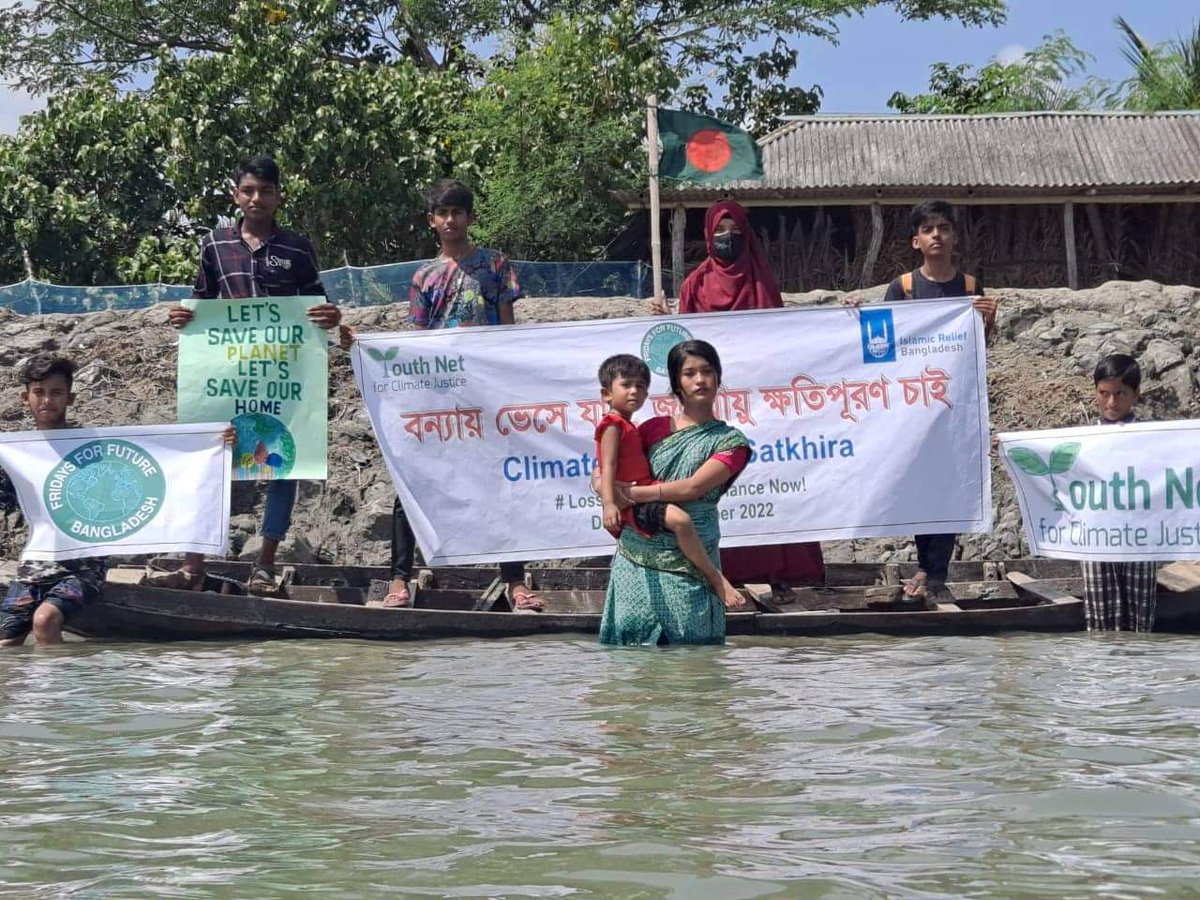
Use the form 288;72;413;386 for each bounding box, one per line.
176;297;329;481
0;423;232;560
1000;419;1200;561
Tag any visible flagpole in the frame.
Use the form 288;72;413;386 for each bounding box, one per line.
646;94;663;304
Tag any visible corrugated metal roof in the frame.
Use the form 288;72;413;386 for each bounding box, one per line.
637;112;1200;204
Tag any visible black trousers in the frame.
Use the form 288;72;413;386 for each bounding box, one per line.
391;496;525;583
914;533;956;582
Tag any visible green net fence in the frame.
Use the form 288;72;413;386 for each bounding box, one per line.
0;260;651;315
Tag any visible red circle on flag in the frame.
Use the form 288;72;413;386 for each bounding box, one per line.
685;129;732;173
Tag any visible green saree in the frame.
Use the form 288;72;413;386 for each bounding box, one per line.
599;418;749;646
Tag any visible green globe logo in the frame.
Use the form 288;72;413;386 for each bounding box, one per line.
640;322;693;377
43;439;166;543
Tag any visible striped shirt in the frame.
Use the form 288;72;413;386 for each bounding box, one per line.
193;225;326;299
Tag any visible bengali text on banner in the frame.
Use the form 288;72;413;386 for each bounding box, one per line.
1000;420;1200;561
177;297;328;481
351;300;992;565
0;423;232;560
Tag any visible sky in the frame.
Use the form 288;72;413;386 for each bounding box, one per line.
0;0;1194;134
799;0;1192;113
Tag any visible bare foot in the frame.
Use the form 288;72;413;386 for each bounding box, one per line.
721;584;748;610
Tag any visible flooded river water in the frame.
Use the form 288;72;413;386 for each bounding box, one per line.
2;633;1198;897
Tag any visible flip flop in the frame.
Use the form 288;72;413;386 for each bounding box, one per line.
381;589;412;608
901;571;928;601
509;587;544;614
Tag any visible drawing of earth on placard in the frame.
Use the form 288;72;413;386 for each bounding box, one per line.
232;413;297;480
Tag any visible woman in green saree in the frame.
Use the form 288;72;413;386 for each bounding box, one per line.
599;341;750;646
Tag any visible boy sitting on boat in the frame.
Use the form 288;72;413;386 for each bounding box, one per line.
0;355;106;647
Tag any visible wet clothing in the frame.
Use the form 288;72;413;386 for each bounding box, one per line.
0;468;106;640
600;417;749;646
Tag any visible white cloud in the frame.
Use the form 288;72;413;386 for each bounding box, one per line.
0;84;46;134
996;43;1028;65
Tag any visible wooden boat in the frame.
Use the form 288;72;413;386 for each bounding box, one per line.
56;558;1200;642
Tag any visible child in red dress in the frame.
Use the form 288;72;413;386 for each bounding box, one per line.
594;354;740;603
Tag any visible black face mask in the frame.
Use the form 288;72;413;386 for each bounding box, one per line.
712;232;744;261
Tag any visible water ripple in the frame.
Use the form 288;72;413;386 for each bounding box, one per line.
0;634;1198;897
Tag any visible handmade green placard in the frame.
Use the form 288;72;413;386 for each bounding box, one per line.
177;297;328;481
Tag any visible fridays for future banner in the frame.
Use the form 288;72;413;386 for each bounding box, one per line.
177;297;328;481
0;423;231;560
352;300;992;565
1000;420;1200;561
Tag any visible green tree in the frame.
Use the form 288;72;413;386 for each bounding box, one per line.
888;32;1110;114
1115;17;1200;111
0;82;187;285
0;0;1008;283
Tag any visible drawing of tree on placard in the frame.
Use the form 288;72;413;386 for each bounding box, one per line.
1007;443;1081;510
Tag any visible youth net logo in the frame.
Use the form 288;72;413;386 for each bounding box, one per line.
641;322;693;376
43;439;166;542
860;309;896;363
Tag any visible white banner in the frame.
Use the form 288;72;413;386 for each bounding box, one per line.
352;300;992;565
1000;420;1200;561
0;423;232;560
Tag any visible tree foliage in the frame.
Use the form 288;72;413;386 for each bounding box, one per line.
888;33;1111;114
0;0;1009;284
1114;17;1200;111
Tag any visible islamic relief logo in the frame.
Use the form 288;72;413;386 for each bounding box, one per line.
860;309;896;363
43;440;166;543
640;322;693;377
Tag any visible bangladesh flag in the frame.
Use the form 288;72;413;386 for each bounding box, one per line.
656;108;763;184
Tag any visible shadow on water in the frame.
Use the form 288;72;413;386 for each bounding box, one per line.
0;633;1198;897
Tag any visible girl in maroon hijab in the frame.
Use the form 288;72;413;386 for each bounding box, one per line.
680;200;782;313
654;199;824;588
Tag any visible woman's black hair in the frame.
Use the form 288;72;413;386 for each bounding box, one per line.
667;340;722;400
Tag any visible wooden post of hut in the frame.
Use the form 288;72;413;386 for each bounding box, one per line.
1063;201;1079;290
670;205;686;297
859;202;884;288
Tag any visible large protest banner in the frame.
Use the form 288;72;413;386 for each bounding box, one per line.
352;300;992;565
1000;420;1200;561
177;297;328;481
0;423;232;560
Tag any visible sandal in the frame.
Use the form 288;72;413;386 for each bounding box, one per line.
381;582;412;608
508;585;544;614
144;568;206;592
246;565;278;596
901;570;928;601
